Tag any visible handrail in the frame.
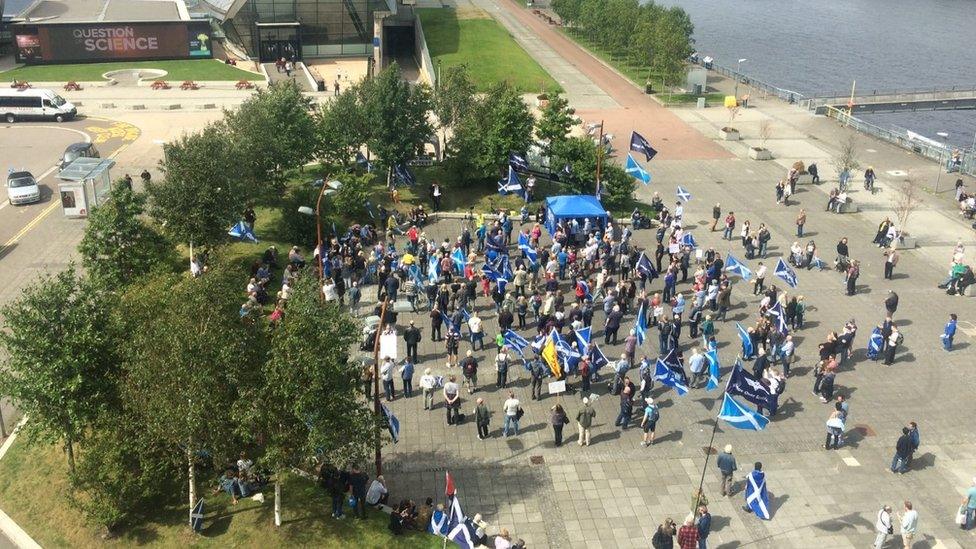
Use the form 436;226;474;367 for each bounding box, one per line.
809;84;976;100
699;60;806;103
822;106;975;177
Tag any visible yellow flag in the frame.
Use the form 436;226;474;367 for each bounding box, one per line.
541;335;561;378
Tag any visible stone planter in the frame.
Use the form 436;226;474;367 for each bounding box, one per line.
894;236;917;250
749;147;773;160
719;127;740;141
797;173;814;185
536;95;550;108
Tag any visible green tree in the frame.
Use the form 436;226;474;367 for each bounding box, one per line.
434;64;476;155
651;8;694;90
551;137;634;209
224;81;317;192
551;0;584;26
148;123;249;251
603;0;640;53
250;275;375;526
361;63;434;185
315;85;368;169
0;268;118;476
599;163;636;210
78;184;173;290
535;93;578;154
120;267;265;528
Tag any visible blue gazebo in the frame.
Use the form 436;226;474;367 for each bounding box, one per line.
544;195;610;235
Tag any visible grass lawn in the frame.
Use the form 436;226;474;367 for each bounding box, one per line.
658;92;728;105
0;439;442;548
418;8;560;93
1;59;264;83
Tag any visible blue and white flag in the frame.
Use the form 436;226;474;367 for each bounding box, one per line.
681;232;698;249
676;186;692;202
745;469;771;520
518;232;538;265
355;151;374;172
629;131;658;162
718;393;769;431
452;247;467;274
448;518;478;549
441;312;456;332
509;152;529;172
625;153;651;185
726;359;774;410
381;403;400;443
459;308;471;322
705;349;721;391
767;302;789;335
394;163;416;186
574;326;591;350
228;221;257;243
725;255;752;281
428;255;440;284
736;322;755;358
589;343;610;371
636;252;658;279
654;358;689;396
191;498;205;531
498;165;525;198
867;326;883;360
774;258;798;288
634;302;647;346
503;330;530;356
552;329;582;360
409;264;425;288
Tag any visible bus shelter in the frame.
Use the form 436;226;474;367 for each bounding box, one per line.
56;157;116;218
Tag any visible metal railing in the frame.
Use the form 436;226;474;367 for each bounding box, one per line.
823;106;975;176
705;62;807;104
808;84;976;100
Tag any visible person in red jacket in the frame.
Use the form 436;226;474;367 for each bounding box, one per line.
676;514;699;549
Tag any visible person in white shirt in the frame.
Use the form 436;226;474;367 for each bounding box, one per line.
899;500;918;547
674;202;684;219
322;278;339;301
688;348;706;388
494;528;513;549
873;505;892;549
365;475;388;506
419;368;437;410
468;312;484;350
502;391;520;437
443;374;461;425
754;263;767;295
380;357;395;401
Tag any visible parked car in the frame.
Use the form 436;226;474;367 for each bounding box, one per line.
6;171;40;205
59;142;100;171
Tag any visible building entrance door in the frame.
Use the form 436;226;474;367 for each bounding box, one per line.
257;24;301;62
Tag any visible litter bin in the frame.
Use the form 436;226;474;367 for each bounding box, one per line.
696;97;706;109
644;83;653;94
316;79;326;92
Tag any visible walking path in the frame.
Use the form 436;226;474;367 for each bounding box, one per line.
470;0;730;160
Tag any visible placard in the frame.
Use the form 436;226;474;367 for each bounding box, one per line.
379;332;398;360
548;380;566;394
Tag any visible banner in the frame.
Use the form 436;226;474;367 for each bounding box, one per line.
16;21;212;63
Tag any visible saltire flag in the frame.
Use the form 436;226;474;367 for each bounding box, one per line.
428;255;440;284
718;393;769;431
867;326;883;360
705;349;721;391
541;333;561;377
459;308;471;322
725;359;774;410
625;153;651;185
448;519;478;549
589;343;610;371
745;469;771;520
629;131;658;162
676;186;692;202
498;165;525;198
767;302;789;335
191;498;205;531
452;247;467;274
503;330;530;357
509;152;529;172
725;254;752;281
661;346;684;369
355;151;374;172
681;232;698;249
394;163;416;186
633;302;647;346
441;312;456;332
654;358;689;396
736;322;754;358
482;254;513;282
409;265;425;289
574;327;591;350
228;221;258;243
636;252;658;280
434;375;445;388
381;403;400;443
774;258;798;288
518;232;538;265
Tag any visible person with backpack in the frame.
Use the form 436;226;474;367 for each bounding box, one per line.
883;326;903;365
460;350;479;394
640;397;660;446
529;356;546;400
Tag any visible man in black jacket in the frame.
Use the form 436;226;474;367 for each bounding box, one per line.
403;321;421;363
890;427;913;474
884;290;899;317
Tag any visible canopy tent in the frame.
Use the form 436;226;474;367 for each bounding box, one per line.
544;195;610;236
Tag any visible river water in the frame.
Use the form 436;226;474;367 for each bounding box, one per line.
659;0;976;149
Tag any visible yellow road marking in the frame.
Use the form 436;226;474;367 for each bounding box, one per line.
0;200;60;253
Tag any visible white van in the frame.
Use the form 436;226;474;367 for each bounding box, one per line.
0;88;77;123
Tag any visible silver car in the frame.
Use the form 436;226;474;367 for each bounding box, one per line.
6;171;41;205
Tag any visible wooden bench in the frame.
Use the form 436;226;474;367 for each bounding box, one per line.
63;81;82;91
180;80;200;90
150;80;171;90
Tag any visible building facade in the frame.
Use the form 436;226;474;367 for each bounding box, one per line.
210;0;394;61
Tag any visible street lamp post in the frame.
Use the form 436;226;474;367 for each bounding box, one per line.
298;180;342;299
734;58;747;99
372;298;390;476
935;132;949;193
